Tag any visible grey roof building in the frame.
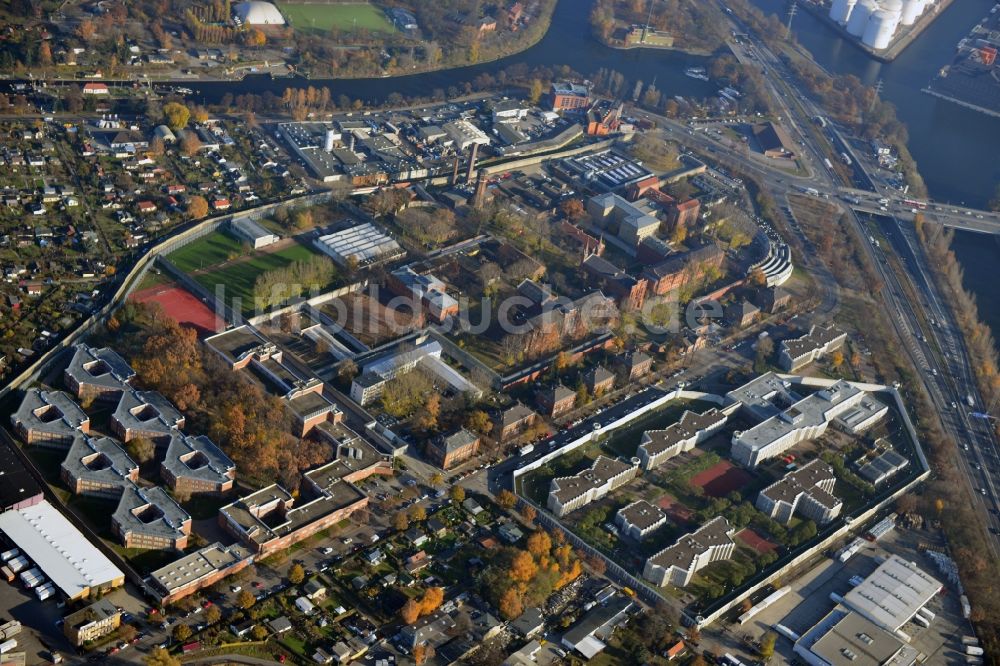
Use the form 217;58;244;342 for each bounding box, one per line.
160;433;236;494
60;436;138;498
547;456;638;517
63;344;135;403
561;596;634;660
842;554;942;632
112;484;191;550
615;500;667;540
756;459;842;525
643;517;736;588
794;608;919;666
111;389;185;443
11;389;90;447
779;324;848;371
637;408;728;471
858;448;909;485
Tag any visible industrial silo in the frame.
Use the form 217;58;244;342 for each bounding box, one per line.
863;9;901;49
830;0;857;24
899;0;921;25
847;0;877;36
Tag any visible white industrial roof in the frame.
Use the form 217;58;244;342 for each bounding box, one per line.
0;500;123;599
843;554;942;631
235;0;285;24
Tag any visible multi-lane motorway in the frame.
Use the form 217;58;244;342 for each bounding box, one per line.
648;4;1000;554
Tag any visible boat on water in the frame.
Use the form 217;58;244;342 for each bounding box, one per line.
685;67;709;81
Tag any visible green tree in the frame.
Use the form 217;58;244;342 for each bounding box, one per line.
127;436;155;464
163;102;190;131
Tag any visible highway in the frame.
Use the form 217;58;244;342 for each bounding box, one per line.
708;6;1000;555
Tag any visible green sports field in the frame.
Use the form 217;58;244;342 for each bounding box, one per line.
278;2;396;34
168;231;337;313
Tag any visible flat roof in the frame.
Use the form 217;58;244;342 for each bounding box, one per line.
205;326;268;365
61;436;137;489
149;542;251;595
782;324;846;360
161;433;235;485
798;608;913;666
0;440;43;509
0;500;124;598
843;554;943;631
12;389;89;439
64;344;134;392
113;485;190;541
639;408;726;460
646;516;734;574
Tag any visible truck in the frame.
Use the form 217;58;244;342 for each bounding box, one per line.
823;158;834;170
967;395;976;408
0;549;19;563
34;583;56;601
840;152;853;166
962;636;980;646
801;187;820;197
19;568;43;588
518;444;534;456
966;646;985;657
5;556;27;574
0;621;21;641
0;640;16;654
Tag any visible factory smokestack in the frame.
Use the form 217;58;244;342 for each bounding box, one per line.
466;143;479;183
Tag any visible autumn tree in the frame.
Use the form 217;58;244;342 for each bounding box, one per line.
509;550;538;583
559;198;585;222
400;598;421;624
420;586;444;614
237;589;256;609
180;132;202;157
172;624;192;642
163;102;191;131
830;350;845;369
410;505;427;522
288;563;305;585
520;504;537;524
526;531;552;559
450;485;466;503
205;605;222;625
145;647;181;666
119;624;138;642
498;587;523;619
187;196;209;220
393;511;409;532
430;473;443;487
251;625;268;640
528;78;544;104
496;489;517;509
465;410;491;435
127;436;155;464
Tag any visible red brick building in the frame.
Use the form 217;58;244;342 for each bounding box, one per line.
668;198;700;230
535;384;576;418
425;429;480;470
550;82;590;112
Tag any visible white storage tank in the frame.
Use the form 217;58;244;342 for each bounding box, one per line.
848;0;878;36
831;0;858;24
880;0;903;18
863;9;900;49
899;0;921;24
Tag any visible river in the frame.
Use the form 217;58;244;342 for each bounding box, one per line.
184;0;1000;340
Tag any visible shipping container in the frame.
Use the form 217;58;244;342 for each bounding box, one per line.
0;639;16;654
0;621;21;641
0;549;19;563
962;636;980;646
966;646;985;656
6;556;27;574
35;583;55;601
0;567;13;583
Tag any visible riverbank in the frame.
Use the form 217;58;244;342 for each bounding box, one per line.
799;0;957;62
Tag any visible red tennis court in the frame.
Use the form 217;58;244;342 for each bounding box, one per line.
657;494;694;523
736;528;778;554
130;283;223;335
690;460;753;497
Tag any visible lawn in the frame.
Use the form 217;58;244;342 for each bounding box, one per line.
194;242;333;314
279;2;396;34
167;230;245;273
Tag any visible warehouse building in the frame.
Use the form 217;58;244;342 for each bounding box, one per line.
231;217;280;249
842;555;942;633
313;223;404;268
0;440;43;513
0;500;124;600
793;608;919;666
